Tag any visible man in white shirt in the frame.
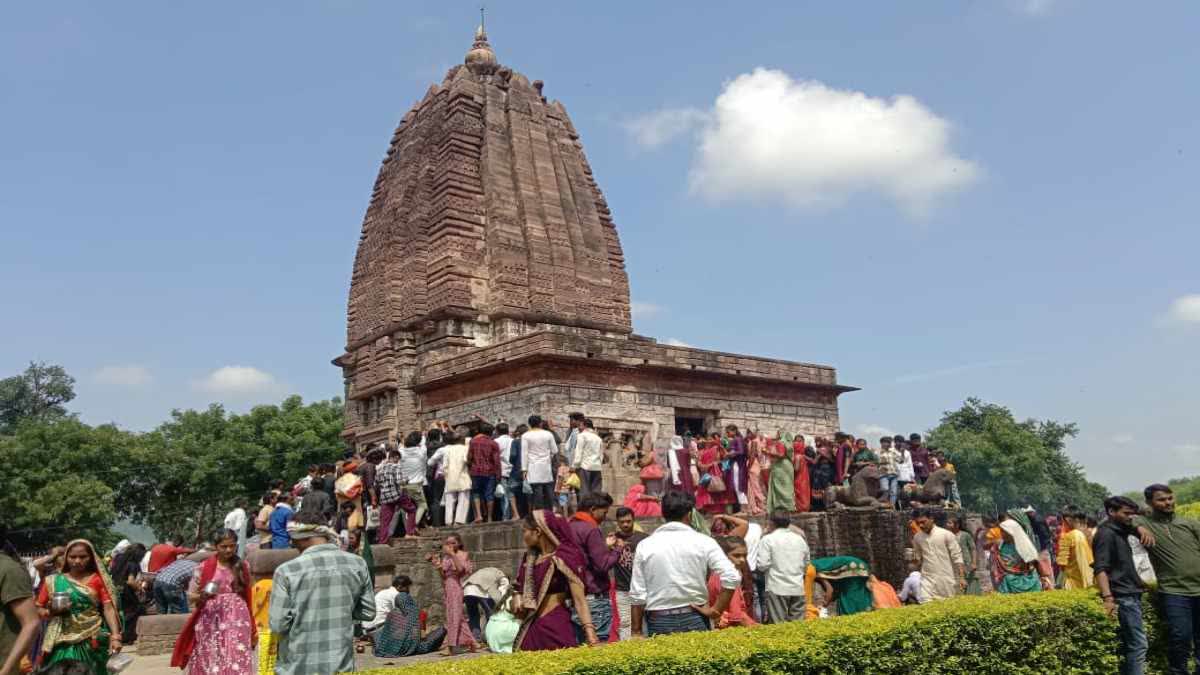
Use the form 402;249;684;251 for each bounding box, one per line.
630;491;740;637
494;423;514;520
898;563;923;604
756;510;810;623
564;412;585;468
571;419;605;498
398;431;429;533
521;415;558;510
224;503;248;557
364;575;406;635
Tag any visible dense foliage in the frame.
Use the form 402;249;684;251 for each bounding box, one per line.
0;361;76;434
1125;475;1200;506
0;363;345;550
927;398;1108;515
362;591;1120;675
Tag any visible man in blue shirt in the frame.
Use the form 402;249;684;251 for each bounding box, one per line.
270;492;295;549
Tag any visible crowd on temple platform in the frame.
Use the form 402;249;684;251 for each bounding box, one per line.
1;414;1197;675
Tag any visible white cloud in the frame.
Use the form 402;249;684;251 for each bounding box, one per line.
195;365;281;396
631;301;662;320
1111;433;1135;445
660;68;980;217
623;108;708;149
1168;294;1200;323
664;338;693;348
1013;0;1056;16
856;423;896;441
94;365;153;387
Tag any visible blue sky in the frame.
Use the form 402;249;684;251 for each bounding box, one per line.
2;1;1197;493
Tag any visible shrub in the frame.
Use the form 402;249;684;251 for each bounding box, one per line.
1175;501;1200;520
361;591;1119;675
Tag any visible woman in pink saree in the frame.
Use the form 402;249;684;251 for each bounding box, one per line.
513;511;599;651
623;483;662;518
745;433;767;516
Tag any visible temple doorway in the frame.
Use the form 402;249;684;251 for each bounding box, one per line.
674;408;716;437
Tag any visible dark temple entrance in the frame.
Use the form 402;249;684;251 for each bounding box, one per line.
674;408;716;437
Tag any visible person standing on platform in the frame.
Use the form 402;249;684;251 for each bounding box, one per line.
572;419;605;499
522;416;559;510
495;423;514;520
468;423;502;524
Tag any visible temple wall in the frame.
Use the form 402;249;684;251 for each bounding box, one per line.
419;380;840;498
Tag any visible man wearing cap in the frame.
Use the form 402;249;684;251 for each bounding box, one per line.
269;513;376;675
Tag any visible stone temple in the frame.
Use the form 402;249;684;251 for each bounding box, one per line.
333;27;857;482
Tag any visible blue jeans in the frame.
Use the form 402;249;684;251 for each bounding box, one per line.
1115;594;1147;675
879;474;898;505
1161;592;1200;675
573;595;612;643
645;608;709;637
154;583;189;614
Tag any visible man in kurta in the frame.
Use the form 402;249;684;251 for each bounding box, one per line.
912;509;966;603
1057;507;1095;590
269;515;375;675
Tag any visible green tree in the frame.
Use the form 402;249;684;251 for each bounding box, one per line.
928;398;1108;515
0;418;141;550
0;361;76;434
131;396;345;542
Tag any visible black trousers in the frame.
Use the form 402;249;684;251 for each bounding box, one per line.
530;482;555;510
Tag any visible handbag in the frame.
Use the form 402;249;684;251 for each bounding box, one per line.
706;473;726;493
335;472;364;500
639;463;665;480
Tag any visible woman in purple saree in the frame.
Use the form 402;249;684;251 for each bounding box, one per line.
512;510;599;651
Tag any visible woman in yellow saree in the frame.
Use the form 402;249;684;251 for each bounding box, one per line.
35;539;122;675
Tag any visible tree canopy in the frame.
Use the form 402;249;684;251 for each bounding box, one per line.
0;361;76;434
928;398;1109;515
0;363;345;551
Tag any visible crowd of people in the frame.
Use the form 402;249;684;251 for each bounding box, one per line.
2;413;1198;675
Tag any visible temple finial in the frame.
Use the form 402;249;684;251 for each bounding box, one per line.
465;8;497;73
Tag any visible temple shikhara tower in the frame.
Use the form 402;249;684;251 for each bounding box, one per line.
334;27;856;473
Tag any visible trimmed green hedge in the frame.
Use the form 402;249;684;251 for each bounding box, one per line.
361;591;1121;674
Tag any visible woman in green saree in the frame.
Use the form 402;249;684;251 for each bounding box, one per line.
808;556;873;617
35;539;122;674
763;434;795;515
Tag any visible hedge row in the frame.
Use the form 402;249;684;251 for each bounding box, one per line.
361;591;1121;675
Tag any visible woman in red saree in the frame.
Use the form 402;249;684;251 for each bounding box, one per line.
694;442;733;514
171;528;256;674
792;434;812;513
513;510;599;651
